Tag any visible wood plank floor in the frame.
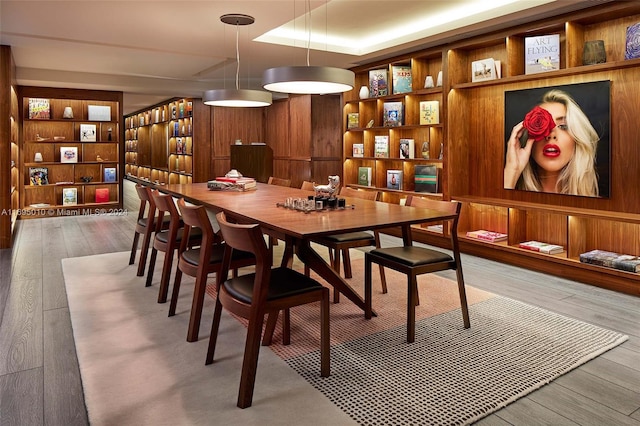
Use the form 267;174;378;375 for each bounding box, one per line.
0;179;638;425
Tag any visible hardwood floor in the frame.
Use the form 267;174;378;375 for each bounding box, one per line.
0;179;638;425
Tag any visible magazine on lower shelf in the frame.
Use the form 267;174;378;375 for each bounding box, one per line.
518;240;564;254
579;249;640;273
466;230;508;242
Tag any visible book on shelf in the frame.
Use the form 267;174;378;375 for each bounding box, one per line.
419;101;440;125
347;113;359;129
471;58;497;82
383;101;403;127
414;164;438;193
95;188;110;203
391;65;412;94
62;188;78;206
386;169;403;190
176;137;184;154
369;68;389;97
525;34;560;74
28;98;50;119
29;167;49;185
352;143;364;157
103;167;117;182
60;147;78;163
518;240;564;254
80;123;97;141
625;22;640;60
426;224;443;233
374;135;389;158
87;105;111;121
358;166;372;186
466;230;508;242
579;249;640;273
399;138;414;159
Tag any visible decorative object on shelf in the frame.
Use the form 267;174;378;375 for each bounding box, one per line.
386;169;402;190
414;164;438;193
62;187;78;206
494;60;502;78
80;176;93;183
28;98;50;119
347;112;359;129
392;65;412;94
358;86;369;99
95;188;110;203
436;70;443;87
88;105;111;121
80;123;97;141
60;146;78;163
439;142;444;160
29;167;48;185
366;119;374;128
466;230;508;242
399;138;414;159
424;75;434;88
524;34;560;74
107;127;113;141
374;135;389;158
625;23;640;60
383;101;403;127
34;152;43;162
358;166;372;186
471;57;497;82
204;14;272;107
35;134;49;141
580;249;640;273
313;175;340;198
352;143;364;157
421;141;430;159
96;155;103;162
518;241;564;254
63;106;74;119
53;136;65;141
583;40;606;65
104;167;116;182
420;100;440;125
368;68;388;97
176;137;184;154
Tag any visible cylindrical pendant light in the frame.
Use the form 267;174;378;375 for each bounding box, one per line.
262;66;354;94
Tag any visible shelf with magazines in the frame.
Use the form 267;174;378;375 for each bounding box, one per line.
18;87;122;217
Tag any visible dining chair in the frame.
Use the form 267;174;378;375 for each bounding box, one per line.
172;198;256;342
129;184;171;277
311;186;387;302
267;176;291;187
364;195;470;343
146;190;202;303
300;180;316;191
206;211;330;408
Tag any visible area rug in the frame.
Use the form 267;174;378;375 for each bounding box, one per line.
62;251;628;426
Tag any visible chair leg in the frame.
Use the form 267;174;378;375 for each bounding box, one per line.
282;308;290;345
320;288;330;377
157;248;175;303
237;313;266;408
168;268;183;317
261;311;278;346
187;268;209;342
378;264;388;294
407;275;418;343
456;268;471;329
331;249;341;303
129;232;140;265
205;297;224;365
364;255;373;319
137;226;153;277
145;247;158;287
342;249;353;278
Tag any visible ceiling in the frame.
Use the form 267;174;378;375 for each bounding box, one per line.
0;0;608;114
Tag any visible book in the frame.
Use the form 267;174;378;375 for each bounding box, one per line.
518;241;564;254
62;188;78;206
471;58;497;82
80;124;97;141
60;147;78;163
579;249;640;273
347;113;360;129
386;170;403;190
104;167;117;182
369;68;389;97
419;101;440;125
625;22;640;60
392;65;412;94
383;101;403;127
176;137;184;154
28;98;50;119
466;230;508;242
399;138;414;159
29;167;49;185
414;164;438;193
95;188;110;203
87;105;111;121
525;34;560;74
358;167;372;186
352;143;364;157
374;135;389;158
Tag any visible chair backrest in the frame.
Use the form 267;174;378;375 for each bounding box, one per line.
135;184;156;223
339;186;380;201
267;176;291;187
176;198;216;253
151;190;180;233
300;180;316;191
405;195;462;253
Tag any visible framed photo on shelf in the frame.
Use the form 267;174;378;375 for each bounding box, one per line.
103;167;117;182
80;124;97;141
88;105;111;121
471;58;497;82
60;147;78;163
62;188;78;206
28;98;50;119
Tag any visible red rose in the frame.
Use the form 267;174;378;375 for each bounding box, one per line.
523;106;556;141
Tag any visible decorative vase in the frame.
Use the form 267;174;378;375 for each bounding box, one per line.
583;40;606;65
358;86;370;99
63;106;74;119
424;75;434;88
34;152;43;162
421;142;430;159
436;71;443;87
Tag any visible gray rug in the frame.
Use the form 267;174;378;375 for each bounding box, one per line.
287;297;628;426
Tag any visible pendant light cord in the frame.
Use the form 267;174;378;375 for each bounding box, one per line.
306;0;311;66
235;22;240;90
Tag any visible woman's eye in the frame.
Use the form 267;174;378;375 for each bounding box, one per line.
557;124;569;131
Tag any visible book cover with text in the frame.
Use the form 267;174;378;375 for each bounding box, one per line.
525;34;560;74
374;135;389;158
369;69;389;97
392;65;412;94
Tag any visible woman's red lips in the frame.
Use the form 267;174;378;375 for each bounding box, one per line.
542;144;560;157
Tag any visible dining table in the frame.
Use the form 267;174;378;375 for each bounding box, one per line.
159;182;457;340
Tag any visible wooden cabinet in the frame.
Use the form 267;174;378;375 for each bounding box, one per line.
18;87;123;217
230;145;273;183
344;2;640;295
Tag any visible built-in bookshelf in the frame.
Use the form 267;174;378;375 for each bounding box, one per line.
19;87;123;217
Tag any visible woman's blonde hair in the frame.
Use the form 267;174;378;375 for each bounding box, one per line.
518;89;600;196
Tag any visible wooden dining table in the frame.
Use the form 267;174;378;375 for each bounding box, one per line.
160;182;456;339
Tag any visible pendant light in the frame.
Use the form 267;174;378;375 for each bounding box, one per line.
262;0;354;94
203;14;272;107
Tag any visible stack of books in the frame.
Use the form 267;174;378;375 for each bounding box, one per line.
466;230;508;242
518;240;564;254
209;176;257;191
579;249;640;273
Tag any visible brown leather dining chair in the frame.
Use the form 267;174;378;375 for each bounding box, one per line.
364;195;470;343
267;176;291;187
300;180;316;191
311;186;387;301
146;190;202;303
171;198;256;342
206;211;330;408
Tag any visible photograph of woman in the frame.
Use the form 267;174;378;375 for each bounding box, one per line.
504;81;610;198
